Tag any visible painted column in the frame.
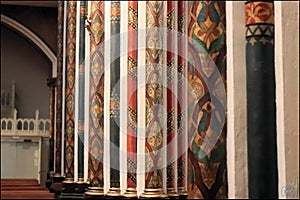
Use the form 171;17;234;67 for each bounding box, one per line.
64;0;76;181
55;0;64;177
177;1;188;199
245;1;278;198
166;1;178;198
106;1;121;197
47;77;57;176
187;1;227;199
140;1;167;198
123;1;138;198
77;0;86;183
84;1;105;198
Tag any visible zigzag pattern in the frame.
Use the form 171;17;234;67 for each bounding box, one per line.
246;24;274;37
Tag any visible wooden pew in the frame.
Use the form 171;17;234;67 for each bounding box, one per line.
0;179;54;199
1;190;54;199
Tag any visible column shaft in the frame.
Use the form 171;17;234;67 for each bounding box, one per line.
55;0;64;176
187;1;227;199
64;0;77;179
166;1;178;198
124;1;138;198
245;1;278;198
85;1;105;197
77;0;86;181
141;1;167;198
177;1;188;198
107;2;121;196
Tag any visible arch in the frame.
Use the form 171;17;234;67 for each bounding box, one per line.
1;14;57;77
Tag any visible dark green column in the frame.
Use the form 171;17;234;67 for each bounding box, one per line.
245;1;278;198
107;1;121;198
77;0;86;182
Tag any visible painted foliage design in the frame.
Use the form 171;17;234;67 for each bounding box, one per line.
145;1;165;189
188;1;227;199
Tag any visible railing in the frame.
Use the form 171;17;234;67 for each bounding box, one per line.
1;109;50;137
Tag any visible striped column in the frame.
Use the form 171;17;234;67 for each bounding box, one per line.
245;1;278;198
166;1;178;198
64;0;76;181
107;1;121;198
187;1;227;199
77;0;86;183
55;0;64;177
140;1;167;198
123;1;138;198
177;1;188;199
85;1;105;198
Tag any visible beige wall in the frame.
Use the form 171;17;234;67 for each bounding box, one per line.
226;1;248;198
275;1;299;199
227;1;299;198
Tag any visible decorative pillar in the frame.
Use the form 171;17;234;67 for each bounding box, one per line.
61;1;77;198
54;0;64;178
166;1;178;199
140;1;167;198
75;0;89;196
187;1;227;199
46;77;57;189
123;1;138;198
52;1;65;198
177;1;188;199
107;1;121;198
84;1;105;198
245;1;278;198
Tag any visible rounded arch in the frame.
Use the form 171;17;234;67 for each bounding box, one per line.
1;14;57;77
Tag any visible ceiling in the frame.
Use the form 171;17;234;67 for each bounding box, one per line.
1;1;57;8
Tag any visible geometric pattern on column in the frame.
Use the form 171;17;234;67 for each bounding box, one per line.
177;1;188;197
187;1;227;199
64;0;77;179
55;0;64;176
124;1;138;197
166;1;178;197
87;1;105;190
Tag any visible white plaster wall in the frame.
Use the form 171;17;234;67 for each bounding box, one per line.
226;1;248;198
275;1;299;199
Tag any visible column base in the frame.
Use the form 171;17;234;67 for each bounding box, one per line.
46;170;55;189
167;188;179;199
123;187;138;199
60;178;76;199
140;188;168;199
177;188;188;200
106;187;122;198
52;174;65;198
84;187;105;199
73;178;89;198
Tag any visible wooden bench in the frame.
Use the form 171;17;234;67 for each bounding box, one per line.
1;190;54;199
0;179;54;199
